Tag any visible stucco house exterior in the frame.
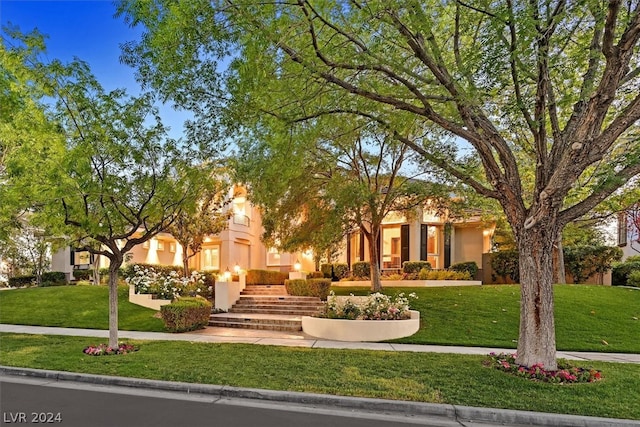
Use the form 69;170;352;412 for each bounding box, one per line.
617;207;640;259
52;186;494;280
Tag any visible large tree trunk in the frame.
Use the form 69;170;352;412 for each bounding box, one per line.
515;225;558;370
367;225;382;292
107;255;123;348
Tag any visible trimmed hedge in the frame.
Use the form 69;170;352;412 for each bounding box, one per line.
403;261;431;274
246;269;289;285
320;264;333;279
8;275;36;287
418;268;471;280
160;297;212;333
284;278;331;300
449;261;479;278
333;263;349;280
72;270;92;281
40;271;67;287
307;271;324;279
352;261;370;278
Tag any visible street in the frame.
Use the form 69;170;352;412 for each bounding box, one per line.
0;376;469;427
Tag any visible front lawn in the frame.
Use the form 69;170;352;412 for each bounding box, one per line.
1;333;639;420
1;283;638;352
332;284;640;352
0;285;164;332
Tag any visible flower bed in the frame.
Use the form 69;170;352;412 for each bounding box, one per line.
486;352;603;383
83;343;138;356
302;291;420;341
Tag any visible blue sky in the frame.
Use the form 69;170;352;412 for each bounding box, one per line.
1;0;189;138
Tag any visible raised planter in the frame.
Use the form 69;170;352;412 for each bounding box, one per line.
301;310;420;342
128;285;172;311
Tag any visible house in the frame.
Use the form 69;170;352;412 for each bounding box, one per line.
340;208;493;274
52;186;494;280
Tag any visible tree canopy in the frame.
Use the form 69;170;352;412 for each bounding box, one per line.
1;29;208;347
117;0;640;369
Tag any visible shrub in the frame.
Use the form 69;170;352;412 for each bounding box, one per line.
564;245;622;284
351;261;370;278
160;297;212;333
8;275;36;288
72;270;92;281
627;270;640;288
418;269;471;280
403;261;431;274
284;278;332;300
246;269;289;285
333;263;349;280
123;263;183;281
320;264;333;279
612;260;640;286
307;278;332;300
322;291;418;320
490;250;520;282
284;279;307;295
40;271;67;287
307;271;324;279
449;261;479;278
125;265;208;300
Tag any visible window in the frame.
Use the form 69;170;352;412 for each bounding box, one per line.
618;213;628;247
382;226;402;269
142;240;150;249
169;242;177;253
201;245;220;270
157;241;165;251
267;247;281;266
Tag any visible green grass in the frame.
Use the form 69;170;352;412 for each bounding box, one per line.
0;285;165;332
1;284;639;352
333;284;640;352
1;333;639;420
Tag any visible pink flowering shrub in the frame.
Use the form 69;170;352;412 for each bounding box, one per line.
488;352;602;383
83;343;138;356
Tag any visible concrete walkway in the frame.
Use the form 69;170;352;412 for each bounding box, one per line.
2;323;639;364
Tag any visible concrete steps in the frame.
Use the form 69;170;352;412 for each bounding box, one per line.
210;285;325;331
240;285;287;295
208;313;304;332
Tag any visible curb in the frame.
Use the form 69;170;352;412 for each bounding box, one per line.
1;366;638;427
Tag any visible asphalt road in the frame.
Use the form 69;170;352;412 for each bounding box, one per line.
0;377;470;427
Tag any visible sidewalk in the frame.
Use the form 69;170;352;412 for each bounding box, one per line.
2;323;639;364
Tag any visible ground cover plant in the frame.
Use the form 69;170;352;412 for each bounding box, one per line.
0;333;638;420
0;285;165;332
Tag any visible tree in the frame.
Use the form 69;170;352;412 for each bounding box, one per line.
1;30;204;348
166;171;231;276
236;117;446;291
117;0;640;369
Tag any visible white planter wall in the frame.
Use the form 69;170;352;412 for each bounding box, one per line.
302;310;420;342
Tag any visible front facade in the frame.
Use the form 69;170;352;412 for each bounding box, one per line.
53;187;494;279
341;207;493;273
617;208;640;259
